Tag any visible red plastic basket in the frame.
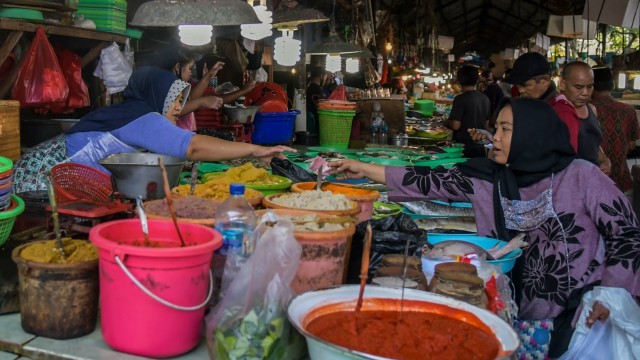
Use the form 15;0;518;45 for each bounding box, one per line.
50;163;114;203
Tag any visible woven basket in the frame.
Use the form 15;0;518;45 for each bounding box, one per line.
0;101;21;161
318;109;355;148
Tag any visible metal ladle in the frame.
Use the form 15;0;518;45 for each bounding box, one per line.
46;172;66;258
135;196;150;247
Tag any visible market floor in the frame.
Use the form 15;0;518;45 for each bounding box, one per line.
0;313;209;360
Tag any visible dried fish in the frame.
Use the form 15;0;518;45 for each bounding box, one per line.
415;217;477;233
401;200;474;217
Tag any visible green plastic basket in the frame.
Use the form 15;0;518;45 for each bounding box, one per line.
0;194;25;246
318;110;355;148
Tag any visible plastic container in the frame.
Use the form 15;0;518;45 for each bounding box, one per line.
252;110;299;145
414;99;435;116
425;235;523;273
50;162;113;203
287;285;519;360
318;110;355;148
12;241;98;339
0;195;25;246
257;209;355;293
89;219;222;358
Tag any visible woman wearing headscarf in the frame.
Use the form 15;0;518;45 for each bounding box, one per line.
329;97;640;359
13;67;293;193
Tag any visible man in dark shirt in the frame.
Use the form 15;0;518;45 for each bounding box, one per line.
448;65;491;158
306;66;326;135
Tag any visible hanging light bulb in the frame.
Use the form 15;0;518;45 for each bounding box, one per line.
241;4;273;41
385;41;392;52
346;58;359;73
618;73;627;89
178;25;213;46
325;54;342;72
274;28;301;66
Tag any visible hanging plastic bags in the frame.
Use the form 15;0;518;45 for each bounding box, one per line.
12;28;68;108
559;286;640;360
205;213;306;359
50;49;90;114
94;42;133;95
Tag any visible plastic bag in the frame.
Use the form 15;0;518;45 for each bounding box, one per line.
560;286;640;360
12;28;68;107
559;320;613;360
68;132;138;173
346;213;427;283
328;84;347;101
206;214;306;360
122;39;134;69
270;158;316;183
50;49;90;114
94;42;133;95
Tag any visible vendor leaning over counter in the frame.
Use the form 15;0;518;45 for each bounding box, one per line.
13;66;293;193
329;97;640;359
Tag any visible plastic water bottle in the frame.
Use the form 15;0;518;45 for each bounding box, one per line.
214;183;256;256
379;120;388;145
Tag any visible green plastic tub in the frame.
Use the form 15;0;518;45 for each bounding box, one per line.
412;157;468;168
361;157;411;166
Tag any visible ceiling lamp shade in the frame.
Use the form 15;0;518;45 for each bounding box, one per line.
178;25;213;45
241;4;273;40
325;54;342;72
272;4;329;27
546;15;597;39
307;27;363;55
274;28;301;66
130;0;259;27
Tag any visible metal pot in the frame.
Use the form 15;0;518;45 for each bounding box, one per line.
98;153;185;200
392;133;409;147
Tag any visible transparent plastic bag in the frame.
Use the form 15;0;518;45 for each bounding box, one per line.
558;319;612;360
94;42;133;95
206;214;306;360
12;28;68;107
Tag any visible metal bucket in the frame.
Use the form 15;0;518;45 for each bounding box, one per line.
98;153;185;200
223;106;262;124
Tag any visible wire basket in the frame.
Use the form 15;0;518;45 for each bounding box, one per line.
0;194;25;246
50;163;114;203
318;110;356;148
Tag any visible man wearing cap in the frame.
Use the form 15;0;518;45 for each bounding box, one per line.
591;66;639;197
504;52;580;151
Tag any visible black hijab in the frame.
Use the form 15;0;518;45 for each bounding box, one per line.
456;97;576;241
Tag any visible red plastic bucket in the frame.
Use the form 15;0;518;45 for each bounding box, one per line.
90;219;222;358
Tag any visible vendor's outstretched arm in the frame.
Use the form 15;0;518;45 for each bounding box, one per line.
186;135;294;163
328;160;386;184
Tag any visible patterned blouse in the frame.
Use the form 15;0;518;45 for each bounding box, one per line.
592;96;639;192
385;160;640;320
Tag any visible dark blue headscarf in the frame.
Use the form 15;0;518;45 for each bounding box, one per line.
67;66;190;134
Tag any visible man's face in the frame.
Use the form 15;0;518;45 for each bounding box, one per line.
561;67;594;108
516;77;550;99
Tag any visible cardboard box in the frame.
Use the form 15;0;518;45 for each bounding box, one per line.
0;101;21;161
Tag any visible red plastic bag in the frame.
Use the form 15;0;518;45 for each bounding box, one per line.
12;28;68;108
328;84;347;101
50;49;90;113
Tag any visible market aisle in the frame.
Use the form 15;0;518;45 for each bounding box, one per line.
0;314;208;360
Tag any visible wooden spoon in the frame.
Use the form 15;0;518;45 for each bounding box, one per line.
158;157;186;247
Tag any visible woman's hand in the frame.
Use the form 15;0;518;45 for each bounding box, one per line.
251;145;295;162
328;159;365;179
199;96;224;110
205;61;225;79
586;302;610;328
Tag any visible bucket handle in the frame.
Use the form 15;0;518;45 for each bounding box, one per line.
115;255;213;311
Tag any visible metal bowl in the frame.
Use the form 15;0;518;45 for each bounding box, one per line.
223;106;262;124
98;153;185;200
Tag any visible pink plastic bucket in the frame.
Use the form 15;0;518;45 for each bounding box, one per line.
90;219;222;358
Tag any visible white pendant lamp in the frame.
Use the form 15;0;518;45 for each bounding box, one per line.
346;58;359;73
178;25;213;46
618;73;627;89
274;28;301;66
241;3;273;41
325;54;342;72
